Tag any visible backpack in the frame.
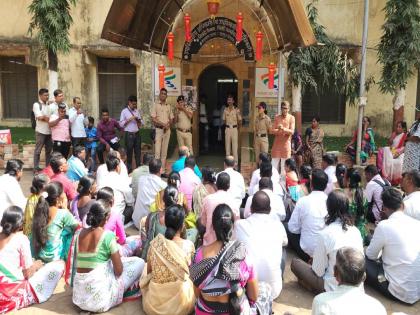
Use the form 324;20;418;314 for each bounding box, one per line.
31;102;42;129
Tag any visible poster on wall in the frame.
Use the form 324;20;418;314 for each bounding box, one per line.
154;67;181;96
255;67;280;98
181;86;198;111
0;130;12;144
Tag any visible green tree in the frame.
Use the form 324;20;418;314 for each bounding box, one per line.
377;0;420;129
28;0;77;90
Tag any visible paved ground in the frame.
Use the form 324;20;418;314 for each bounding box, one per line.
14;171;419;315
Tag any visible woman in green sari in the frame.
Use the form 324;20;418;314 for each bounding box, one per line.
31;181;79;262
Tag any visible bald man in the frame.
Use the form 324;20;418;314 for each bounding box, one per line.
235;191;288;300
171;145;202;178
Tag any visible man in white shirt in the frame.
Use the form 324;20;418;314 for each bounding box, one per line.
287;169;328;261
217;156;245;209
248;160;282;196
33;88;53;172
249;152;280;193
132;158;167;229
49;89;69;115
68;96;87;147
0;159;27;222
235;191;288;300
322;153;337;195
364;164;390;223
131;152;154;200
243;177;285;222
312;247;386;315
97;154;134;224
401;170;420;220
96;150;130;189
366;187;420;304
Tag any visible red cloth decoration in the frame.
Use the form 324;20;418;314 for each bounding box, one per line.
184;13;192;42
268;62;276;89
167;32;174;61
207;0;220;17
236;12;243;42
158;64;165;90
256;31;263;61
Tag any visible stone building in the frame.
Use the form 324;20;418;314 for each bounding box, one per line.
0;0;419;158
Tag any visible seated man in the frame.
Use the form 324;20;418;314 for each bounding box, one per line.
322;153;337;195
312;247;386;315
201;172;239;245
96;150;130;189
216;156;245;209
287;169;328;262
179;156;201;210
235;191;288;300
248;161;282;196
132;158;167;229
66;145;88;182
131;152;154;201
96;108;123;164
97;154;134;224
364;164;390;223
401;170;420;220
366;187;420;304
171;146;202;178
249;152;280;192
243;177;285;222
50;154;77;202
42;151;65;179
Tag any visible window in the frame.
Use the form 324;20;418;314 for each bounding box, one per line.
302;86;346;124
0;57;38;119
98;58;137;119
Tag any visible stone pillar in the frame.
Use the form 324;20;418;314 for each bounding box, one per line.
292;83;302;133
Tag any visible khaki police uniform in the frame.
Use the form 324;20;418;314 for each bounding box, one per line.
254;114;272;161
176;106;193;155
223;106;242;162
151;101;174;166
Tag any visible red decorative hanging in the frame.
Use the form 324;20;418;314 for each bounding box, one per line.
184;13;192;42
236;12;243;42
158;64;165;90
256;31;263;61
167;32;174;60
207;0;220;18
268;62;276;89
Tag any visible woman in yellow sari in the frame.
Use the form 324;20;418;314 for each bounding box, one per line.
140;204;195;315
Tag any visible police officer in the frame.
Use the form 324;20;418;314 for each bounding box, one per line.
254;102;272;163
151;88;174;170
175;95;194;155
222;94;242;162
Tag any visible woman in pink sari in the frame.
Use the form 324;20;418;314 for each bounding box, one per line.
377;121;407;185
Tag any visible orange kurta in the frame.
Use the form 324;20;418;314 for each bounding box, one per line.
271;114;295;159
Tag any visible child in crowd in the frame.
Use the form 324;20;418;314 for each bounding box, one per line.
85;116;97;174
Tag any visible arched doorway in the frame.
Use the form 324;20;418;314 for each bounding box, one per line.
198;65;238;155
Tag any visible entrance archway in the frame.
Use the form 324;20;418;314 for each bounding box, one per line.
198;65;237;155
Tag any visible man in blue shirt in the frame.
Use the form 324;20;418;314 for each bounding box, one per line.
171;146;202;178
85;116;98;174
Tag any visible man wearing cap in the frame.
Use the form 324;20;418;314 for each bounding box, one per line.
223;95;242;162
49;103;72;158
254;102;272;163
175;95;194;155
151;88;174;170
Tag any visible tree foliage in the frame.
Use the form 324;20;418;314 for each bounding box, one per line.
377;0;420;94
287;0;373;105
28;0;77;55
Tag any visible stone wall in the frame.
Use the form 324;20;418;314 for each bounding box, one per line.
0;144;45;169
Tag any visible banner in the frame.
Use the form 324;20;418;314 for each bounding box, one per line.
154;67;181;96
182;86;198;111
0;130;12;144
255;67;279;98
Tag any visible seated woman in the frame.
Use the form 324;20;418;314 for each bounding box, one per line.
70;175;96;225
23;174;50;236
31;182;79;262
71;200;145;312
0;206;64;313
377;121;407;185
98;187;141;257
192;167;217;218
345;116;376;163
291;191;364;293
140;205;195;315
298;164;312;196
285;158;302;202
334;163;347;190
304;116;324;169
190;204;271;315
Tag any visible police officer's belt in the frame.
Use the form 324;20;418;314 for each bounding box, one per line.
257;133;267;137
177;128;191;133
226;125;238;128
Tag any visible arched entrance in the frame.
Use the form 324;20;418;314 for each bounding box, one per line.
198;65;238;155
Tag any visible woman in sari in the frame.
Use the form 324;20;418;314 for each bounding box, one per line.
345;116;376;163
70;175;96;225
285;159;302;202
299;165;312;196
98;187;142;257
71;200;145;313
31;181;79;262
193;167;217;218
0;206;63;313
141;204;195;315
403;118;420;173
377;121;407;185
23;174;49;236
191;204;271;315
304;116;324;169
